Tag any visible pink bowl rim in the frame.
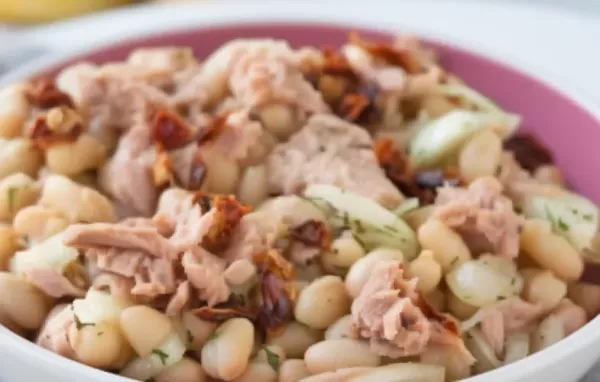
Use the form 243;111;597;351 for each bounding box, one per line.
1;13;600;382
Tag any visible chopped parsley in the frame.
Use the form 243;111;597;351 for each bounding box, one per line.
383;224;398;233
7;187;18;213
209;331;219;341
450;257;459;266
263;347;280;372
351;232;367;251
510;277;517;286
545;205;569;232
332;248;339;255
353;219;366;234
496;295;506;301
556;218;569;231
583;214;594;221
73;314;95;330
151;349;169;366
186;329;194;344
97;331;104;336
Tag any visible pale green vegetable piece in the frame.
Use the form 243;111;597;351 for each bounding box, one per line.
304;184;419;261
522;192;599;251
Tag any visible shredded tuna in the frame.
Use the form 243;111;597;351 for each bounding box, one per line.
24;268;86;298
267;114;404;209
221;211;286;262
182;246;230;307
165;281;191;316
351;260;430;357
91;272;136;302
479;297;544;356
435;177;522;259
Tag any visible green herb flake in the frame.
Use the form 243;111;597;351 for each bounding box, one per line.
186;329;194;344
545;205;568;232
151;349;169;366
7;187;18;213
450;257;459;266
583;214;594;221
557;218;569;231
209;331;219;341
353;219;366;233
97;331;104;336
332;248;339;255
510;277;516;286
383;224;398;233
514;206;523;214
73;314;95;331
496;295;506;301
263;347;280;372
351;232;367;251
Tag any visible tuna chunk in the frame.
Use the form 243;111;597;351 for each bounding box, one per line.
165;281;191;316
479;297;544;356
351;260;430;357
435;176;522;259
24;268;86;298
182;246;230;307
221;211;286;262
99;121;158;216
267;114;404;208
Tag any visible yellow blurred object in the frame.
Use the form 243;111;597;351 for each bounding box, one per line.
0;0;138;23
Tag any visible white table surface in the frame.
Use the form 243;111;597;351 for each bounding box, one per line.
0;1;600;381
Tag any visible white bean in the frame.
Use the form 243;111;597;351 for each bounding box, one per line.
520;219;583;282
45;134;107;176
295;275;351;330
176;311;218;352
321;231;366;274
120;306;173;357
0;225;19;271
266;321;322;359
420;345;471;381
39;174;117;223
237;165;269;206
233;362;277;382
13;205;69;242
552;298;587;336
155;357;207;382
68;321;130;369
304;339;381;374
259;104;298;140
224;259;257;286
523;270;567;312
0;173;39;221
324;315;353;341
348;363;445;382
0;83;30;139
0;138;43;180
403;206;435;232
567;283;600;318
197;146;240;195
458;130;502;183
201;318;255;380
279;359;310;382
418;218;472;272
0;272;49;330
345;248;405;298
407;250;442;293
531;314;565;353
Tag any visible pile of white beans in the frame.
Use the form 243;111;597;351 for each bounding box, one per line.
0;37;599;382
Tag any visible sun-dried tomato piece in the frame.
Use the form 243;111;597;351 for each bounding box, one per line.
254;249;295;281
28;77;74;109
192;305;256;322
349;32;423;74
416;294;459;335
29;115;82;149
290;220;332;251
153;110;192;151
202;195;252;252
321;46;359;81
503;133;553;173
255;271;296;335
339;93;370;122
197;114;229;145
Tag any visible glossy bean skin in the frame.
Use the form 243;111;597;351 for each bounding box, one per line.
0;225;19;271
232;362;277;382
266;321;322;359
294;275;351;330
522;270;567;312
458;130;502;183
68;321;130;369
0;138;43;180
120;306;173;357
0;272;50;330
155;357;207;382
304;339;381;374
418;218;472;273
407;250;442;293
278;359;310;382
237;165;269;207
201;318;255;380
324;315;353;341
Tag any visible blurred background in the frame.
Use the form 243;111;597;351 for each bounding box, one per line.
0;0;598;24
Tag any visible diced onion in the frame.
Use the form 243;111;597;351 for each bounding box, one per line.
348;363;445;382
522;192;599;251
120;331;186;381
465;328;501;373
503;331;530;365
393;198;420;217
440;84;522;136
304;185;418;260
10;233;78;276
445;254;522;307
409;110;517;169
72;290;131;325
